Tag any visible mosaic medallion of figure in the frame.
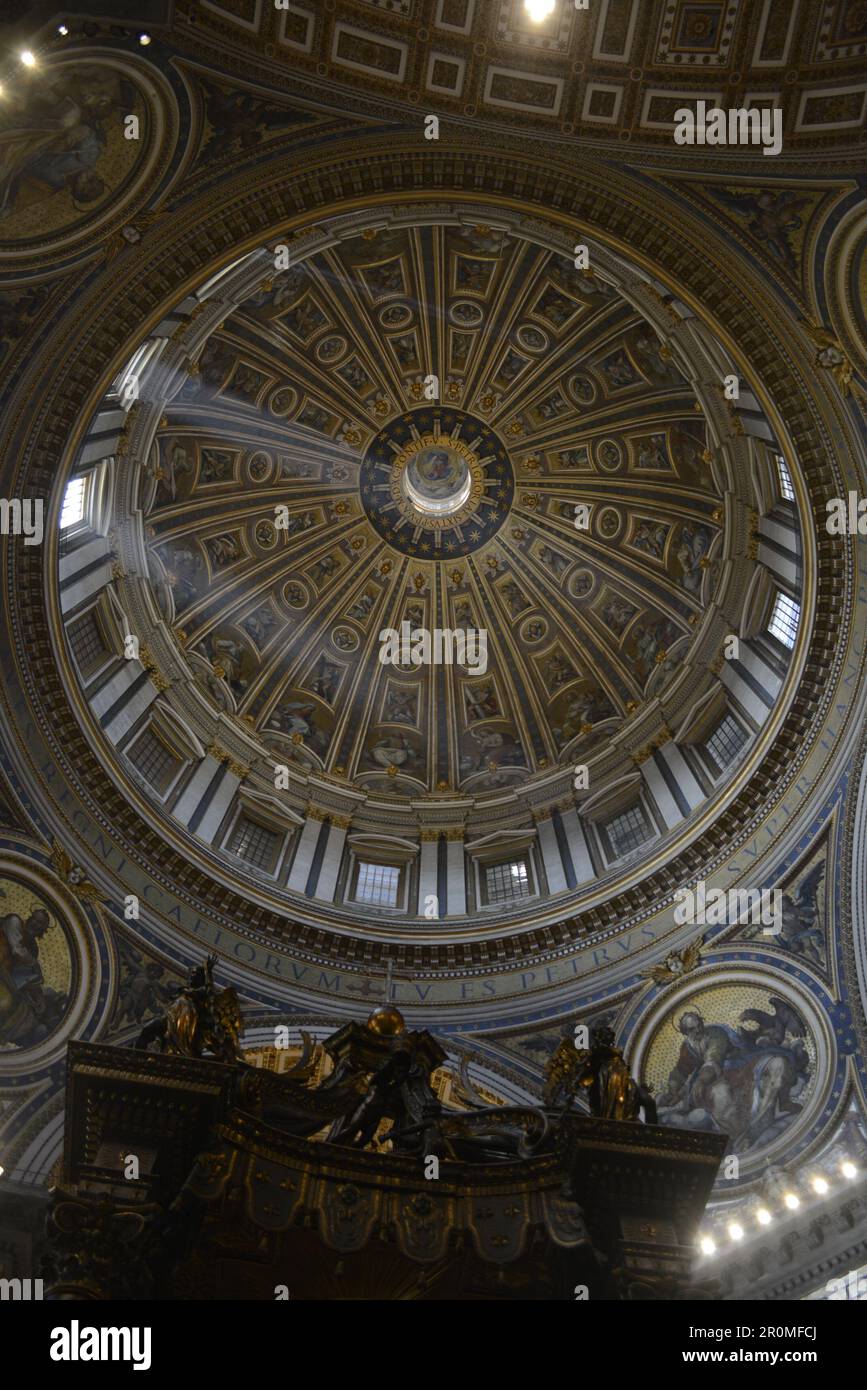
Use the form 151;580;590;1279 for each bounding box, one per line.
0;58;158;252
0;877;73;1050
641;982;817;1157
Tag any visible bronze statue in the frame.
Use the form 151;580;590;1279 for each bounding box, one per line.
322;1008;446;1151
135;954;242;1063
328;1041;419;1148
545;1026;657;1124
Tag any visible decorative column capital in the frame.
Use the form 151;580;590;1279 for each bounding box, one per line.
206;743;249;779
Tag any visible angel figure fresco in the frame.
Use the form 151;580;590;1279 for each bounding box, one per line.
279;510;315;539
632;333;683;384
600;595;637;637
742;861;826;967
207;636;249;699
310;554;339;587
347;590;376;621
453;598;474;628
632;618;681;681
460;727;524;776
203;88;296;160
711;187;813;275
631;519;669;560
538;545;570;580
309;657;341;704
501;581;529;617
635;435;671;471
554;689;616;743
369;732;420;771
543;651;577;691
156;441;194;503
242;607;280;649
199;448;234;486
464;680;500;722
206;533;242;568
115;938;178;1027
598;350;639;390
676;523;712;595
383;685;417;724
268;702;316;739
166;543;205;608
266;702;331;759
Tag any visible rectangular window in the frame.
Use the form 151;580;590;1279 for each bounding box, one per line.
128;729;180;796
604;805;652;859
774;453;795;502
355;862;401;908
768;590;800;648
229;816;282;873
67;611;106;675
705;714;749;772
60;476;87;530
484;859;531;906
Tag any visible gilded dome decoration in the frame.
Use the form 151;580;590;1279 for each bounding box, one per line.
366;1004;407;1037
82;217;738;828
362;407;512;545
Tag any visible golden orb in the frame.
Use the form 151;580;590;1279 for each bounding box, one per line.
366;1005;406;1037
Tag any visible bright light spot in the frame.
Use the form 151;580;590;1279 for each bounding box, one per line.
784;1192;800;1210
729;1223;744;1241
0;1164;4;1177
842;1161;858;1180
812;1176;829;1195
138;33;152;46
524;0;556;21
20;50;36;67
699;1236;716;1256
57;24;69;35
60;476;86;529
756;1208;772;1226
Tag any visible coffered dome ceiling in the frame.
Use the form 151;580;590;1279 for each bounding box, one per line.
140;222;721;800
46;183;812;959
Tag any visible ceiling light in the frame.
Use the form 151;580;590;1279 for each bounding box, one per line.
138;33;152;46
784;1192;800;1210
699;1235;716;1256
812;1176;829;1195
756;1208;772;1226
841;1160;858;1179
20;49;36;67
729;1223;744;1241
524;0;556;21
